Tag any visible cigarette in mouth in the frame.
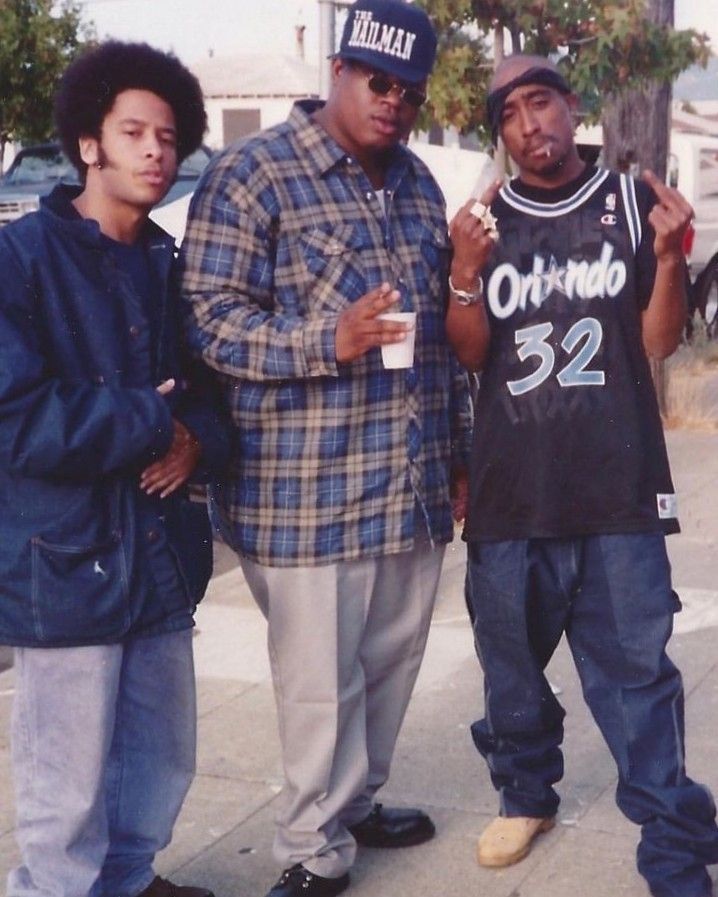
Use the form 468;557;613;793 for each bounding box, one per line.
545;146;551;158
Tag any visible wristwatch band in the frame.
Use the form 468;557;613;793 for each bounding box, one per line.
449;274;484;306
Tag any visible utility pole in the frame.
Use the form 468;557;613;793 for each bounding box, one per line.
493;25;507;178
318;0;354;99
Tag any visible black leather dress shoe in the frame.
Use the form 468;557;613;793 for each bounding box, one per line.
137;877;214;897
266;864;350;897
348;803;435;848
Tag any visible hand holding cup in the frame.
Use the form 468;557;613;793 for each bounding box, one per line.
335;283;414;364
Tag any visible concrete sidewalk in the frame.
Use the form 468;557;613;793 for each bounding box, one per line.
1;428;717;896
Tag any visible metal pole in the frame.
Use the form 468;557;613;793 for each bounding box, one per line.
493;25;508;178
318;0;336;99
318;0;354;100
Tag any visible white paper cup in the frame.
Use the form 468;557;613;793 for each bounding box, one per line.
378;312;417;369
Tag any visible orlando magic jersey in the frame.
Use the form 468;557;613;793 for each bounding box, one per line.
465;166;679;541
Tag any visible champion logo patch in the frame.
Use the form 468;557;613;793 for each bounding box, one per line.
657;493;678;519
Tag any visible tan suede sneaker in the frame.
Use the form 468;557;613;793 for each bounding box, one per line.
476;815;555;867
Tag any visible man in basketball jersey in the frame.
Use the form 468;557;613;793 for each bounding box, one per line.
446;53;718;897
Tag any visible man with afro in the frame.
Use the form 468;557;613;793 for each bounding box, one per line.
0;41;228;897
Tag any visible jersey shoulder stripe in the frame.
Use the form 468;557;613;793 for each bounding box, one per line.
498;168;610;218
619;173;642;254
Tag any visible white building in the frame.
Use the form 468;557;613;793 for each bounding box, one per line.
191;51;320;149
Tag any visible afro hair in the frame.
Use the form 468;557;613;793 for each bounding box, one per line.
54;41;207;178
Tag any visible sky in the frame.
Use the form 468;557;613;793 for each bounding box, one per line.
78;0;717;70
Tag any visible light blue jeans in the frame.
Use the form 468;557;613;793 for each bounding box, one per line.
7;628;196;897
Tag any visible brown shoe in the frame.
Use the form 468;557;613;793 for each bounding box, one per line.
476;815;555;867
136;876;214;897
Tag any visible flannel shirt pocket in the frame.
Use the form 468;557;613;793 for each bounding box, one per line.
294;223;367;313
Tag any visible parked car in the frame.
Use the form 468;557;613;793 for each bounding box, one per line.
0;142;212;243
668;133;718;335
0;143;75;225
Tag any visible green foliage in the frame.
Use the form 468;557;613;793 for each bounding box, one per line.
415;0;710;139
0;0;95;159
416;35;493;137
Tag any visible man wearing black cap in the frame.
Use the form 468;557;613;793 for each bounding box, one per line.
446;54;718;897
181;2;472;895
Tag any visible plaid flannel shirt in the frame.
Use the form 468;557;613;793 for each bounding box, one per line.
181;100;472;567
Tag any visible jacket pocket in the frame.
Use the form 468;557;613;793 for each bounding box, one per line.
30;533;131;643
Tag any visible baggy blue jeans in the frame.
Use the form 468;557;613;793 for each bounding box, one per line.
466;533;718;897
7;628;196;897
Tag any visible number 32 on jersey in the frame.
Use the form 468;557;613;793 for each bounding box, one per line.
507;317;605;397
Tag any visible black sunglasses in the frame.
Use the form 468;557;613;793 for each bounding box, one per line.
365;71;427;109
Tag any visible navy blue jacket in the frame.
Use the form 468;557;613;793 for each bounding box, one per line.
0;185;230;646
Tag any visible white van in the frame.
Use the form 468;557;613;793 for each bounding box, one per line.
667;133;718;332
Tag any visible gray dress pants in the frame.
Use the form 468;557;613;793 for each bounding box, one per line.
240;527;445;878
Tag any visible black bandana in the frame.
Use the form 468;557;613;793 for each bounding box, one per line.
486;66;571;146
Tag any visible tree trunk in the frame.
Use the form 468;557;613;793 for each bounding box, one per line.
601;0;674;415
602;0;673;179
601;81;671;180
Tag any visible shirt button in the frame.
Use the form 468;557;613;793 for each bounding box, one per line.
129;325;140;338
146;529;158;543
